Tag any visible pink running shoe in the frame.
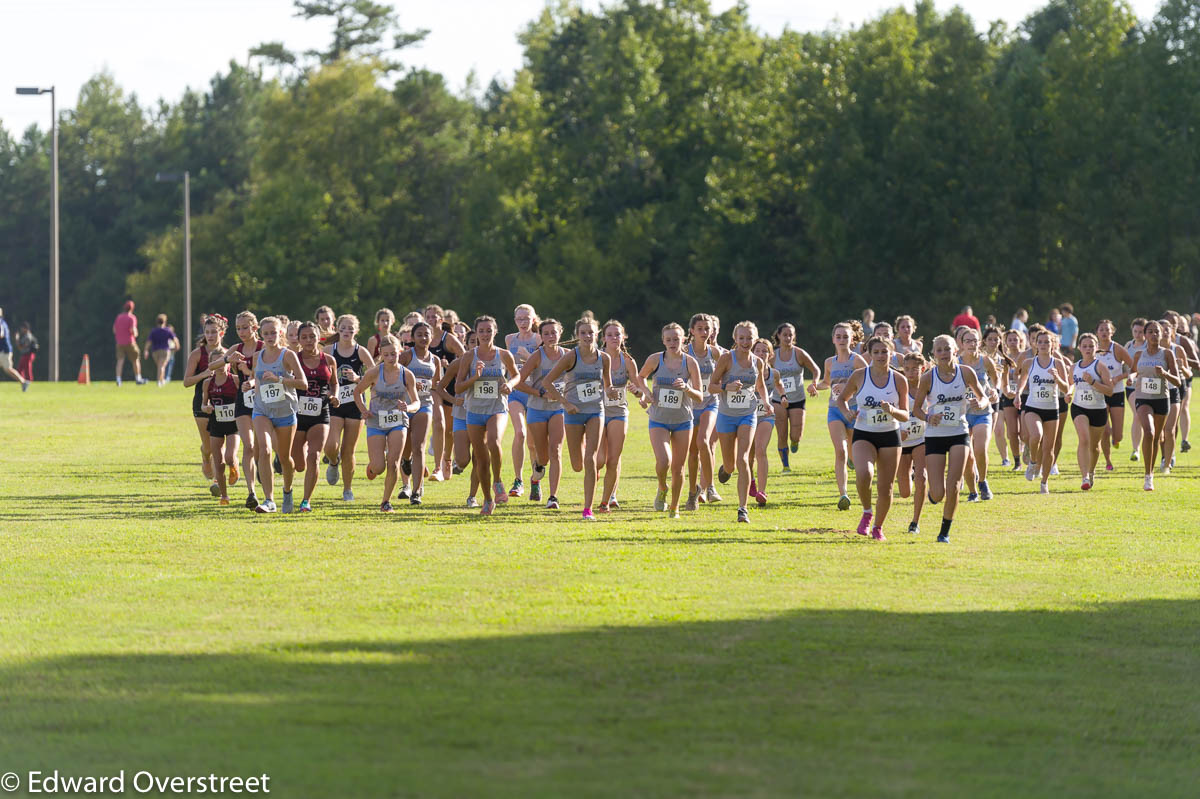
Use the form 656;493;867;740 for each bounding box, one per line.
494;481;509;503
856;511;873;536
754;491;767;507
480;500;494;516
582;508;595;521
871;525;886;541
749;479;759;496
1081;480;1092;491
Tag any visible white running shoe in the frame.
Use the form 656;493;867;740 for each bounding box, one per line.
1039;482;1049;495
1143;475;1154;491
1025;463;1036;481
1049;464;1059;476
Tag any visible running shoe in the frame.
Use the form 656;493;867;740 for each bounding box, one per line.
1022;444;1030;464
380;501;394;513
429;469;445;482
546;496;560;510
366;465;377;480
219;496;230;506
22;380;29;392
790;441;799;454
1112;440;1121;449
937;533;949;543
1050;464;1060;476
1130;451;1140;462
467;497;480;509
401;458;412;476
717;466;731;484
397;486;411;500
1081;479;1092;491
654;489;667;512
1000;458;1011;467
494;481;509;503
1170;455;1177;468
1011;460;1021;471
979;481;992;501
1182;439;1192;453
754;491;768;507
209;481;220;497
1161;462;1172;475
596;502;610;514
116;376;122;386
685;490;698;512
781;466;792;474
273;453;282;475
582;508;595;521
451;461;464;475
530;482;542;502
228;464;239;485
298;499;312;512
856;510;873;535
245;493;258;510
706;486;722;503
135;376;147;385
480;500;494;516
967;492;979;503
669;510;681;519
410;491;422;506
737;507;749;523
908;522;919;535
1105;462;1114;472
509;478;524;497
608;497;620;509
1025;463;1036;481
343;490;354;502
531;461;546;482
837;494;851;511
325;462;339;485
1039;482;1049;495
696;488;706;504
1144;475;1154;491
749;479;759;497
281;491;294;514
871;526;886;541
255;499;277;514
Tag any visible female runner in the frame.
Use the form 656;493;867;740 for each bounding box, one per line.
457;316;520;515
365;308;395;360
1070;332;1115;491
182;315;228;494
893;315;922;363
638;323;702;518
355;334;420;512
999;329;1025;471
897;352;928;535
505;304;541;498
596;320;644;511
219;311;263;508
709;321;772;524
835;335;909;540
398;321;442;505
199;348;239;506
315;305;337;347
1159;319;1188;473
515;320;567;507
817;322;868;510
238;317;305;514
436;352;480;508
323;315;375;501
290;322;339;512
1015;330;1071;494
1131;320;1182;490
1170;312;1199;453
982;326;1010;466
685;314;721;509
543;318;613;520
750;337;787;506
912;334;989;542
1125;319;1148;460
771;323;821;470
1095;319;1132;472
426;305;465;481
958;327;999;501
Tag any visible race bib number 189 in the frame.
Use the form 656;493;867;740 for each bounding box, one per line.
658;387;683;408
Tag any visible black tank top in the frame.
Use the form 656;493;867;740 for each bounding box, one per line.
430;330;452;361
332;344;364;381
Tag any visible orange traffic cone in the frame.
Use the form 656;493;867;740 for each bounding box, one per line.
78;354;91;384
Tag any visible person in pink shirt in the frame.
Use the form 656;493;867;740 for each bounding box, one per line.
951;305;981;332
113;300;146;385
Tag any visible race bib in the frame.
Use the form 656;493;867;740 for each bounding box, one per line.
727;387;755;411
415;378;433;395
603;387;626;408
1141;376;1162;395
1075;384;1097;405
780;376;798;395
866;408;892;426
657;387;683;408
378;409;404;429
297;395;323;416
474;380;498;399
576;381;602;403
907;417;925;439
965;386;976;403
830;383;843;401
241;386;255;407
1035;386;1054;403
934;403;959;426
337;383;355;405
258;382;284;403
214;404;235;423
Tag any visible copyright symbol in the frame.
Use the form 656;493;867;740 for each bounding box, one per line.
1;772;19;791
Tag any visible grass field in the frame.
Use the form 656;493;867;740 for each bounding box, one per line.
2;383;1199;797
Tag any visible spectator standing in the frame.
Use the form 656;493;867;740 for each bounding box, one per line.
1010;308;1029;334
143;314;178;387
164;324;179;382
1045;308;1061;335
0;307;30;391
113;300;147;386
15;322;38;383
951;305;981;331
1058;303;1079;353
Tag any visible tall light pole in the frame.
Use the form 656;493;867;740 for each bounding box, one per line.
155;171;191;357
16;86;58;382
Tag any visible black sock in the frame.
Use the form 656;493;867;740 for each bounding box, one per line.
940;518;952;537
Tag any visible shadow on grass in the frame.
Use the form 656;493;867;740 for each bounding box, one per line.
2;602;1198;797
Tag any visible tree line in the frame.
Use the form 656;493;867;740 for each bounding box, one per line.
2;0;1198;379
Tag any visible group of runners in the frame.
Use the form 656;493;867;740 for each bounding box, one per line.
178;303;1197;541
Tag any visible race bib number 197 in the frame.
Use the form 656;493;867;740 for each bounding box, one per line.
258;382;284;403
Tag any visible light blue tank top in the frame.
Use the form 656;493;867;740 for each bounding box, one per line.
526;346;565;412
718;351;760;418
253;347;297;416
465;348;508;416
565;347;605;414
407;351;437;411
828;353;858;411
366;364;410;430
648;352;693;424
